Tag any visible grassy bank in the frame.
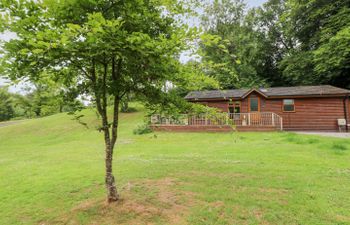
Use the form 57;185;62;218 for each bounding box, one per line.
0;107;349;224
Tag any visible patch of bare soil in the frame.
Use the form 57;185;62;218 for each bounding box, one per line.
184;171;254;180
118;139;134;145
335;214;350;223
256;187;289;206
59;178;197;225
258;187;289;195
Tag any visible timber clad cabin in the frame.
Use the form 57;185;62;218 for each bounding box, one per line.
151;85;350;132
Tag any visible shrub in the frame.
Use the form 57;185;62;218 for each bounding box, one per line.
121;107;138;113
133;124;153;135
332;143;347;151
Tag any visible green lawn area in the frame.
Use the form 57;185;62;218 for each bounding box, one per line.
0;107;350;225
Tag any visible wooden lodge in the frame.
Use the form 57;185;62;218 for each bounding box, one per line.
151;85;350;132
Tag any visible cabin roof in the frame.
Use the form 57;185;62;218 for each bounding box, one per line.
184;85;350;100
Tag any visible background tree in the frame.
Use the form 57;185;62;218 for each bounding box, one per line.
200;0;268;89
198;0;350;89
0;0;197;202
279;0;350;88
10;93;34;118
23;79;82;117
253;0;296;86
0;87;15;122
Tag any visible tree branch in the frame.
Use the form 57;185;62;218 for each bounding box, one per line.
111;57;122;150
91;59;109;135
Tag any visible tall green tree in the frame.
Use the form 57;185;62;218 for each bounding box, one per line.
199;0;350;88
200;0;268;89
253;0;296;86
0;87;14;122
0;0;196;202
276;0;350;87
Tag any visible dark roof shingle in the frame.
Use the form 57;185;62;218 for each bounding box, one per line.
184;89;249;99
184;85;350;100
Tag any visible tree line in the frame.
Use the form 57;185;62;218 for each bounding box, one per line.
0;83;82;122
198;0;350;89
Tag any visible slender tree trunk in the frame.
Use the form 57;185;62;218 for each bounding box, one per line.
106;97;120;202
103;61;119;203
105;133;119;202
101;111;119;203
121;100;129;112
90;59;120;203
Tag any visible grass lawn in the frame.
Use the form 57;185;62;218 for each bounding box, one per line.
0;107;350;224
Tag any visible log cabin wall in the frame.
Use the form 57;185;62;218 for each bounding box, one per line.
194;94;350;131
263;97;348;131
241;94;349;131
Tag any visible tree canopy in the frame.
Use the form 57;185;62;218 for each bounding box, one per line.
198;0;350;89
0;87;14;121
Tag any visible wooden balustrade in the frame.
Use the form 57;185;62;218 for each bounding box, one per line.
151;112;283;130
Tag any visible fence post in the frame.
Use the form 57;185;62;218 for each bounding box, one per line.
272;113;275;126
248;113;251;126
280;117;283;131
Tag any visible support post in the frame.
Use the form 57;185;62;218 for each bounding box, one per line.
280;117;283;131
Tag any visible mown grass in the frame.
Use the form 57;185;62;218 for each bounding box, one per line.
0;106;350;224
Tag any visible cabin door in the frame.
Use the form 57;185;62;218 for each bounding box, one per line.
249;96;260;125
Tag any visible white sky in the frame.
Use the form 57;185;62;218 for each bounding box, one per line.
0;0;267;93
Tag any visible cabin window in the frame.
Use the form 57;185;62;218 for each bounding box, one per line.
249;97;259;112
229;106;234;114
228;101;241;114
283;99;295;112
234;102;241;113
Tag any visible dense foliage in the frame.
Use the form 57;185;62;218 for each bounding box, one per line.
0;87;14;121
199;0;350;89
0;83;82;121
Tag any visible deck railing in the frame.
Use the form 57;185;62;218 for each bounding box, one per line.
151;112;283;130
228;112;283;130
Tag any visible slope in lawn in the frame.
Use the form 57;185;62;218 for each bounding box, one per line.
0;107;350;224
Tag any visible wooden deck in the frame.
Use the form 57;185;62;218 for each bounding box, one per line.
150;112;283;132
151;124;279;132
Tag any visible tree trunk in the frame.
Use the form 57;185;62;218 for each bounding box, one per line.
105;141;119;202
101;101;120;202
90;58;122;203
121;94;130;112
106;97;120;202
121;100;129;112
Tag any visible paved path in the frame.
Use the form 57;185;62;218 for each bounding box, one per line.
295;131;350;138
0;121;23;128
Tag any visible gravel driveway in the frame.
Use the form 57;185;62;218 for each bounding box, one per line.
295;131;350;138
